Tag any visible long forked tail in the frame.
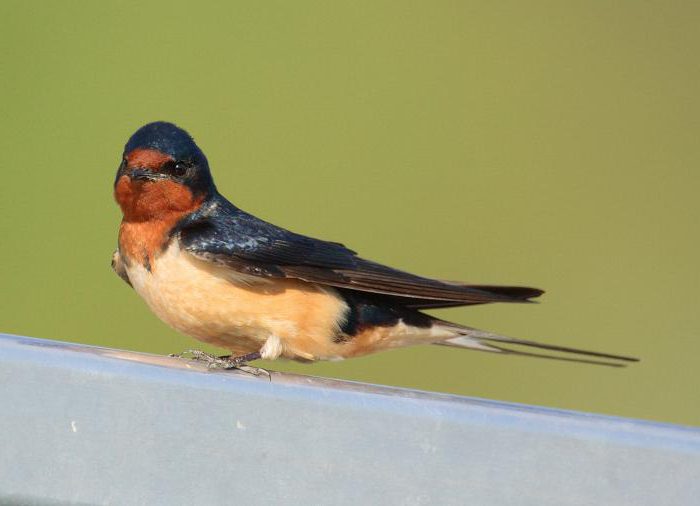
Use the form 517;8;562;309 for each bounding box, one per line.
435;324;639;367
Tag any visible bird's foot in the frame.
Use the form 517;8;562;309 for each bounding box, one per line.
170;349;269;378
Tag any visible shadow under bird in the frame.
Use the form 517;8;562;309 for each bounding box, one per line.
112;122;637;369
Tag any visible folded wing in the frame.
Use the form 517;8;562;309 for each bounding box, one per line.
175;197;543;307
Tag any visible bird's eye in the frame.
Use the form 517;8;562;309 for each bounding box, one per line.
161;160;188;178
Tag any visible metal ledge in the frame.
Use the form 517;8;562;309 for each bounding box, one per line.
0;333;698;505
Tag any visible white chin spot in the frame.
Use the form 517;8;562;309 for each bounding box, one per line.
260;335;284;360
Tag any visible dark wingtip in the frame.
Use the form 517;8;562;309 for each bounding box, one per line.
471;285;545;302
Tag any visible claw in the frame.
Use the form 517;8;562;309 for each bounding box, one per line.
237;365;272;380
170;349;269;379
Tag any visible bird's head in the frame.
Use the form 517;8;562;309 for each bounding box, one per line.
115;122;215;221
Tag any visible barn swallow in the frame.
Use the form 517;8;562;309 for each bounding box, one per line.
112;121;637;369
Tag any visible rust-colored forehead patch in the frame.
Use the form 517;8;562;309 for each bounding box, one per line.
126;148;173;169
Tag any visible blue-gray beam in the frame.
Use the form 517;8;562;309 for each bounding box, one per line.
0;333;698;505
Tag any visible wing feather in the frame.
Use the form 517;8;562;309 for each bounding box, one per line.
177;197;543;306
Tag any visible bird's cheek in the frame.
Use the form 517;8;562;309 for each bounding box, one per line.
156;180;202;213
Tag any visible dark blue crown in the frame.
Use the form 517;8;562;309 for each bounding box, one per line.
124;122;207;164
122;121;216;195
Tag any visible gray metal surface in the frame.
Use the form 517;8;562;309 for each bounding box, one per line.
0;333;698;506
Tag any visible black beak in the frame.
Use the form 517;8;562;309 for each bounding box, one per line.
129;168;167;182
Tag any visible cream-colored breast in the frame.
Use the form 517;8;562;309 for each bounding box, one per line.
125;240;349;360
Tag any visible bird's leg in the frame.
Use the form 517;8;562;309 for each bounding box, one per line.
213;351;263;366
170;349;269;378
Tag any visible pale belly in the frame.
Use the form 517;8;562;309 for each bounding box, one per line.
124;241;349;360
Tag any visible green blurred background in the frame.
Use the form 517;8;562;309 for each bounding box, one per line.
1;1;698;425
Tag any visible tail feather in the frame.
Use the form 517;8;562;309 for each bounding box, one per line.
435;325;639;367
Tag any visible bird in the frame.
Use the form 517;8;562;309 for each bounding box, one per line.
112;121;637;370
